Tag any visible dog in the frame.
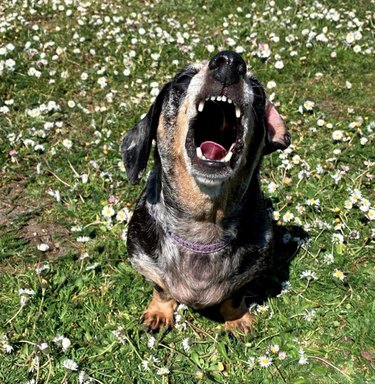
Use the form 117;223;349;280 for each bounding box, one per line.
121;51;290;333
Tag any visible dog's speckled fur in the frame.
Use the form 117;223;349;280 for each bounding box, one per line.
121;51;290;333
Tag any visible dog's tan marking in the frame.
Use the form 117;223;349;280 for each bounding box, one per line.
220;297;254;334
167;102;216;218
141;290;178;331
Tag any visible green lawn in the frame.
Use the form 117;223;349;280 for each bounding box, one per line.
0;0;374;383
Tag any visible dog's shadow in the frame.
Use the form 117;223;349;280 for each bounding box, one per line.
243;223;308;304
199;223;308;323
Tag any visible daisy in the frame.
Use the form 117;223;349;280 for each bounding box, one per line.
299;354;309;365
282;211;294;223
62;337;71;351
267;181;278;193
118;161;126;172
258;355;273;368
3;343;13;353
300;270;318;280
148;336;156;349
116;209;130;222
269;344;280;354
275;60;284;69
182;338;190;352
303;309;316;322
332;130;344;140
345;32;355;44
266;80;276;89
196;371;205;380
367;209;375;221
63;359;78;371
37;243;50;251
102;205;115;218
333;269;345;281
76;236;91;243
323;253;334;265
39;342;49;354
62;139;72;149
303;100;315;111
157;367;170;376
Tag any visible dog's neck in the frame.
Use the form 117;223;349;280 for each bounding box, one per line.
147;165;263;244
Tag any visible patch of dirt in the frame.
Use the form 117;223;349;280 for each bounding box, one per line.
318;98;348;119
21;220;72;259
0;175;75;259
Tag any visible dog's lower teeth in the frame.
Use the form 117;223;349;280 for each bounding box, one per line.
196;146;234;163
223;151;233;162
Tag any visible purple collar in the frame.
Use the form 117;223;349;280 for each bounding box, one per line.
166;230;232;254
149;211;232;254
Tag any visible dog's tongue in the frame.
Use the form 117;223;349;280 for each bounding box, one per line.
200;141;227;160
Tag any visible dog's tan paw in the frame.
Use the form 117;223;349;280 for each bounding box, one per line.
141;309;175;331
224;312;254;334
141;290;178;332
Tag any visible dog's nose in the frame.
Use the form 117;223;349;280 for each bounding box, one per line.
208;51;247;86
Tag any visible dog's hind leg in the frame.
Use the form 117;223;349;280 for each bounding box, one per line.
141;287;178;332
220;295;254;334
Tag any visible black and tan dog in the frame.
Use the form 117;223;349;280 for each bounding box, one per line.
121;51;290;333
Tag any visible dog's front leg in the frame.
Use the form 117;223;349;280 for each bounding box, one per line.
141;287;178;331
220;295;254;334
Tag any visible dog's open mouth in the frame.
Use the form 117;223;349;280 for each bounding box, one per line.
187;95;244;169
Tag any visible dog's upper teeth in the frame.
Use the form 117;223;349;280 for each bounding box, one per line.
198;100;205;112
197;96;242;118
235;105;241;119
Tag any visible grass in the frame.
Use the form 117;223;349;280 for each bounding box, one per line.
0;0;374;383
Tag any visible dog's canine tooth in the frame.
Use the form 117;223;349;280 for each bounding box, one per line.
196;146;203;159
198;100;205;112
223;150;234;162
235;105;241;118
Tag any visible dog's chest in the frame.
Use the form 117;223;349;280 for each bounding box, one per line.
163;250;239;309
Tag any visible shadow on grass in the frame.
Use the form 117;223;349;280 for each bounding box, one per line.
244;223;308;304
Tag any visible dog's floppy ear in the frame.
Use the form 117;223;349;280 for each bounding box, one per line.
121;83;170;184
264;101;291;154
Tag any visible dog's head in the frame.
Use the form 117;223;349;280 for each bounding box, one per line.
122;51;290;190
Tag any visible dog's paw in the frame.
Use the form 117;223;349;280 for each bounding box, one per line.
224;312;254;335
141;309;175;331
